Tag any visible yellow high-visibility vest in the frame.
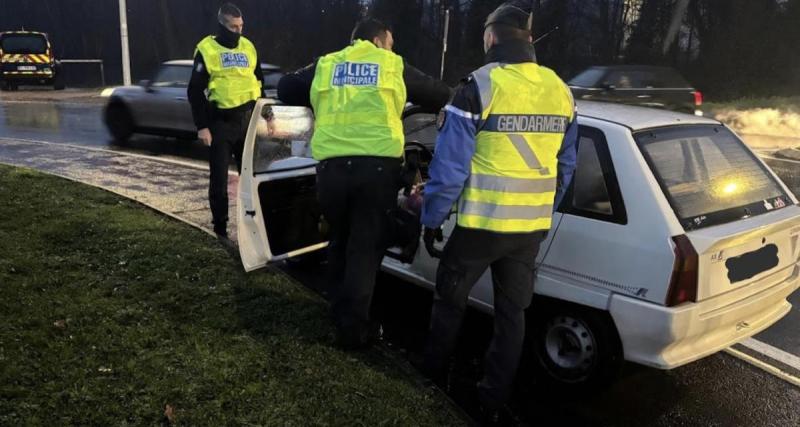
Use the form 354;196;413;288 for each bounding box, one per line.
309;40;407;161
458;62;574;233
195;35;261;109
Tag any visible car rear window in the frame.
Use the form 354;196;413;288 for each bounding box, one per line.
635;125;790;230
607;68;690;89
653;68;691;87
1;34;48;54
568;68;605;87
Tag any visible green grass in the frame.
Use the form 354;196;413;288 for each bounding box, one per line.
705;96;800;113
0;165;461;426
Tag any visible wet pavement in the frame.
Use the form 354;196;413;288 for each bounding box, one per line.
0;138;240;240
1;94;799;426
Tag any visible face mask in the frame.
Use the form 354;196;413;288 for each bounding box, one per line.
217;23;241;47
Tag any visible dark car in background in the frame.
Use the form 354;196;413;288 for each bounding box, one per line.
102;59;282;142
568;65;702;116
0;31;64;90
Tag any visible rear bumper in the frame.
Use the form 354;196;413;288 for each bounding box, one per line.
2;69;54;84
1;62;54;80
610;265;799;369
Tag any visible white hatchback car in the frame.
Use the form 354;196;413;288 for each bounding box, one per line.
236;100;800;386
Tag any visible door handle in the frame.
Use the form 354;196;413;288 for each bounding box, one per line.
637;95;652;99
174;97;187;101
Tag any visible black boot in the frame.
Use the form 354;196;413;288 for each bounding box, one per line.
213;222;228;238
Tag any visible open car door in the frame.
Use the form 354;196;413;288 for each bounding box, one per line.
237;100;328;271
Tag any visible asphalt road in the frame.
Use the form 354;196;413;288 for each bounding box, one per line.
1;93;799;426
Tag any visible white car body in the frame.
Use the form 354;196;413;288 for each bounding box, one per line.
236;99;800;383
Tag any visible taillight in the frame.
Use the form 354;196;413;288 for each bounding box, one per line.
666;235;698;307
693;91;703;107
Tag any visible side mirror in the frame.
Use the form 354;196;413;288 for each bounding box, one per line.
600;82;616;91
139;80;153;91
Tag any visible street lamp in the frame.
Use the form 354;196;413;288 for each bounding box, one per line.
118;0;132;86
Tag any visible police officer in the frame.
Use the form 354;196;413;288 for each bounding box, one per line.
420;3;577;421
188;3;265;238
278;19;450;349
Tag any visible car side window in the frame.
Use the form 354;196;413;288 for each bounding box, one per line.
562;126;627;224
152;65;191;88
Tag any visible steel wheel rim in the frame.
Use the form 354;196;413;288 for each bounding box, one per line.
544;315;597;374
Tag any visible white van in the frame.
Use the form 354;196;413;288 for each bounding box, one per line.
236;100;800;386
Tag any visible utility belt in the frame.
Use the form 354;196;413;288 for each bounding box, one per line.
211;100;255;122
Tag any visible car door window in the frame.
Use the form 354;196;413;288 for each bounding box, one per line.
152;65;191;88
562;126;627;224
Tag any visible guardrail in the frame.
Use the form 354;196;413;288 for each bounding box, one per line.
59;59;105;87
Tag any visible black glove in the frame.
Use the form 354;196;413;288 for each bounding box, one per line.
423;227;444;258
400;150;421;196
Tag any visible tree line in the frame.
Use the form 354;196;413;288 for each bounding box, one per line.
1;0;798;100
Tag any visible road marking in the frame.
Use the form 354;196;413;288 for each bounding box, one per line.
724;347;800;387
0;136;237;176
760;155;800;165
738;338;800;372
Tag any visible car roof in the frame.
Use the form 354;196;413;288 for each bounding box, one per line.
582;65;680;72
576;101;719;131
0;31;47;37
163;59;195;67
163;59;281;70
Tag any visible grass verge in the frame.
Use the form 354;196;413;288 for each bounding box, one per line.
0;165;461;425
705;96;800;113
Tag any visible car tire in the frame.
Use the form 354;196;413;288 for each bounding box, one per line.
52;73;65;90
104;101;135;143
524;299;624;391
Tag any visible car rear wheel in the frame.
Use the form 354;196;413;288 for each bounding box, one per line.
52;72;65;90
104;102;135;143
525;300;623;391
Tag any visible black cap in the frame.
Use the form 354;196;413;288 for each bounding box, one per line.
484;3;532;31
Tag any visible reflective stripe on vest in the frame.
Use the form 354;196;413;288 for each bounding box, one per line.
309;40;407;161
195;35;261;109
457;62;574;233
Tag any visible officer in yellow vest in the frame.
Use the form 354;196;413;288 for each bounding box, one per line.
278;19;450;350
187;3;264;238
420;3;577;421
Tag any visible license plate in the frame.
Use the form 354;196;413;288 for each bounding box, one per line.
17;66;36;71
725;244;779;283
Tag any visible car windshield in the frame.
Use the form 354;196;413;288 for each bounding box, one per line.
152;65;191;87
1;34;48;54
636;125;789;230
568;68;605;87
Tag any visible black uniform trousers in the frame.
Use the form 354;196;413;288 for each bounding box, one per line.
208;109;251;229
424;226;546;409
316;156;402;348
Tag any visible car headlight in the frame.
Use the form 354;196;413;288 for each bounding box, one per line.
100;87;116;98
